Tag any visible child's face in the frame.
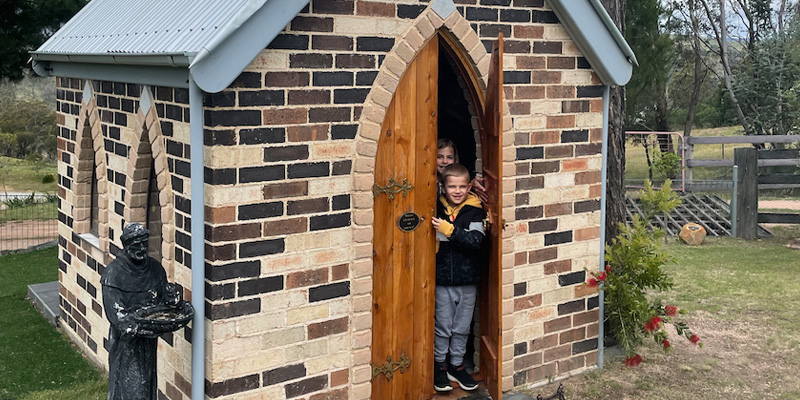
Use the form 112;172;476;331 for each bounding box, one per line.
437;146;456;174
444;175;471;206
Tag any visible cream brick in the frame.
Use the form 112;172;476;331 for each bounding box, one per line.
587;156;603;170
207;185;263;207
514;115;546;130
314;142;354;159
544;172;576;188
305;351;350;375
353;365;372;384
355;141;377;157
576;112;603;128
310;247;349;265
285;338;328;362
262;326;306;349
210;360;235;381
334;16;379;35
558;214;590;230
558;241;591;259
286;303;329;325
562;70;595;85
328;298;351;316
352;382;372;400
309;176;351;196
330;229;352;247
212;321;237;343
560;186;589;202
352;277;373;295
543;287;573;305
212;335;262;362
263;254;307;274
515;323;544;342
234;350;284;375
527;276;558;295
236;311;285;336
353;329;371;349
249;51;289;70
353;347;371;365
329;332;350;353
353;294;372;313
360;120;381;141
543;25;571;40
377;18;412;36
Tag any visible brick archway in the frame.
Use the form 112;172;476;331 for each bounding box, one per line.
123;87;176;278
72;85;110;253
349;7;516;397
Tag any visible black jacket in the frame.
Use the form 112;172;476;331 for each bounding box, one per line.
435;193;486;286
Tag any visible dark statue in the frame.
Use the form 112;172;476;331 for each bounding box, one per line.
101;223;193;400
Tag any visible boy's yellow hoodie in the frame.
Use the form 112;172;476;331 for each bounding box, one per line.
436;192;482;238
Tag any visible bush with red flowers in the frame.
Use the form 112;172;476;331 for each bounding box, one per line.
590;180;702;367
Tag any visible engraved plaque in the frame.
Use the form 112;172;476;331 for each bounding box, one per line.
397;212;421;232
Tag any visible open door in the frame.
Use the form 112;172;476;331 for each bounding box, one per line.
371;35;439;400
479;34;504;400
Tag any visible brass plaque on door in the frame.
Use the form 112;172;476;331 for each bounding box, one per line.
397;212;421;232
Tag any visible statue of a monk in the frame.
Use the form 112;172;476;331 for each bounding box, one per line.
101;223;178;400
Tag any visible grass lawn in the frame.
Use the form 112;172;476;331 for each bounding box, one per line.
0;248;107;400
0;156;57;193
527;225;800;399
0;202;58;223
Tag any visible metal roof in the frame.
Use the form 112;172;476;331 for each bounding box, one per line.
32;0;634;90
33;0;249;62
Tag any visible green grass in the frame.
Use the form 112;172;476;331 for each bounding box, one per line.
0;248;106;399
0;156;57;193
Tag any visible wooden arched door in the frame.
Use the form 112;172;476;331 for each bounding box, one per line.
370;33;503;400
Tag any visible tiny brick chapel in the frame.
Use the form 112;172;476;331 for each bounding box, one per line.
32;0;634;399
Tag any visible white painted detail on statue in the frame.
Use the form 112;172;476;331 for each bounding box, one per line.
139;86;153;115
431;0;457;18
82;81;93;105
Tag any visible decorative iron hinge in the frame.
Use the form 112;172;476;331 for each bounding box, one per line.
371;354;411;381
373;177;413;201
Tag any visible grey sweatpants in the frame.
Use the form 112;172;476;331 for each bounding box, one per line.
434;285;477;366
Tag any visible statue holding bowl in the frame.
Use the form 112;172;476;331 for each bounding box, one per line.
101;223;193;400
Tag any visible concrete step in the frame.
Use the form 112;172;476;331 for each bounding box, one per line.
27;281;60;326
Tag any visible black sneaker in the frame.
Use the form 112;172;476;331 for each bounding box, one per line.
447;363;479;391
433;362;453;392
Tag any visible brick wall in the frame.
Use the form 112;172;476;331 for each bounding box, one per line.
200;1;602;399
55;78;193;399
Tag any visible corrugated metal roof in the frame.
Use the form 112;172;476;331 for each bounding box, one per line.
33;0;250;57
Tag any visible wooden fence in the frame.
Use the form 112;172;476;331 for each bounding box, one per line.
685;134;800;191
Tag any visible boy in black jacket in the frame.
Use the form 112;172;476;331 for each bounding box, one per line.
431;163;485;392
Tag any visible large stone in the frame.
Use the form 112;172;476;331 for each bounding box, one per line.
679;223;707;245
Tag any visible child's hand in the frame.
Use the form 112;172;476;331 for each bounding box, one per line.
472;176;488;203
431;216;444;231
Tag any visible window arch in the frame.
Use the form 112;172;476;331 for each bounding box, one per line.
124;86;175;276
73;81;109;251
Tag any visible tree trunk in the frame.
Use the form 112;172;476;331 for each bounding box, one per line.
600;0;627;245
684;0;705;138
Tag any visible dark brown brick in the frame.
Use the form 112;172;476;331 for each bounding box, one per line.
516;86;545;99
545;202;571;217
288;197;329;215
206;243;236;262
544;344;571;362
335;54;375;68
575;143;602;156
206;374;260;398
509;101;531;115
265;72;310;87
559;327;586;345
530;362;557;384
544;259;571;275
264;145;309;162
558;300;585;316
516;176;543;190
331;263;349;281
545;145;574;159
515;206;542;220
239;238;285;258
530;334;558;351
310;387;349;400
575;170;601;185
573;309;599;326
531;161;560;174
515;193;529;206
206;260;260;282
547;56;576;69
308;316;349;339
207;223;261;242
285;375;328;398
288;90;331;105
562;100;589;113
291;16;334;32
574;199;601;213
290;54;334;68
309;281;350;302
287;268;329;289
309;107;351;123
207;299;261;320
357;1;394;16
263;181;309;200
264;363;307;386
287;124;330;141
175;372;191;396
238;276;284;296
557;355;585;373
514;352;542;371
533;41;562;54
312;35;354;51
312;0;354;15
263;217;309;236
529;219;557;233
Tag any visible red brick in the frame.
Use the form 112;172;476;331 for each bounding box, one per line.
529;247;557;263
544;202;571;217
544;259;571;275
543;316;571;334
263;181;308;200
531;334;558;351
531;131;559;145
574;310;599;326
287;268;329;289
514;294;542;311
546;115;575;129
263;217;309;236
515;251;527;266
263;108;308;125
308;316;349;339
515;86;545;99
330;369;349;387
531;71;561;84
574;227;600;241
514;25;544;39
206;206;236;224
356;1;394;17
562;159;588;172
575;170;601;185
559;327;586;344
547;57;576;69
287;124;330;141
516;56;546;69
331;263;349;281
547;85;575;99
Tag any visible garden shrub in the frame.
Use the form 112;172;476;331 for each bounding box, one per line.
41;174;55;184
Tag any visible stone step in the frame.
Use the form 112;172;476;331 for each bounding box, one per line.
27;281;60;326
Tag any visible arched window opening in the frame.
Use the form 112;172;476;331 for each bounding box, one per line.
90;163;99;236
146;160;162;261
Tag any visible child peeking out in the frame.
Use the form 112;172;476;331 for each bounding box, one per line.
430;163;485;392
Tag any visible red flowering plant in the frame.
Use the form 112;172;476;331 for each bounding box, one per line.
587;180;702;366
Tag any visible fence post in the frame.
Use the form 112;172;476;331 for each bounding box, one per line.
734;148;758;239
684;137;693;190
731;166;738;237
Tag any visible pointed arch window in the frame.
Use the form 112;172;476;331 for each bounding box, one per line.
146;158;162;261
90;160;99;236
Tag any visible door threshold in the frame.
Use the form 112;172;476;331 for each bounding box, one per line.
431;382;491;400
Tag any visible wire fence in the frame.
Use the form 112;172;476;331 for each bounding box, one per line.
0;193;59;255
624;131;685;191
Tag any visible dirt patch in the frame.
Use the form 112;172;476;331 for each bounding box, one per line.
0;219;58;251
759;200;800;211
526;312;800;399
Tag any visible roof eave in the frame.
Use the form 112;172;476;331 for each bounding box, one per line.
547;0;635;86
30;52;193;67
